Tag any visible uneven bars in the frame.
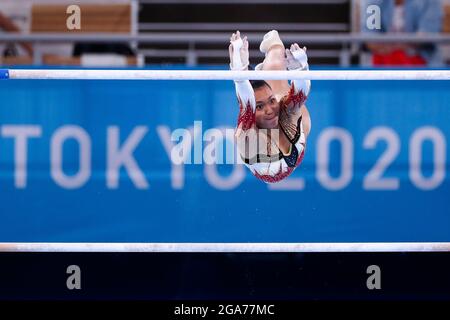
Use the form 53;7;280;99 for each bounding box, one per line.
0;242;449;252
2;69;450;81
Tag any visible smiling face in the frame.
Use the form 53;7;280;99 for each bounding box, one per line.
254;84;279;129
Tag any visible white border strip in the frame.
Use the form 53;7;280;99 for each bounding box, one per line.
7;69;450;81
0;242;449;252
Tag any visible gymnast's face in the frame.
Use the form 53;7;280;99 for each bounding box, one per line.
254;85;279;129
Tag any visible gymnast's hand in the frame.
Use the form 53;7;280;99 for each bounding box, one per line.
286;43;308;71
229;31;249;71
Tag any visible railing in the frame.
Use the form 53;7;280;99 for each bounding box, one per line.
3;32;450;43
2;33;450;66
138;0;349;3
138;22;349;32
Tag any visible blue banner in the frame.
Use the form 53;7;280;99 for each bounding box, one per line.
0;68;449;242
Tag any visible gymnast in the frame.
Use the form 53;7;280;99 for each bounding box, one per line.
229;30;312;183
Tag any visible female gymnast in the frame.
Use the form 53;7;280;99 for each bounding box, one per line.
229;30;312;183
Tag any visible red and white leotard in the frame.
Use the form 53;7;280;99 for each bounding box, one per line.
234;79;310;183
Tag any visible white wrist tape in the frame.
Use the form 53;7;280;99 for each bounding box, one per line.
292;49;308;70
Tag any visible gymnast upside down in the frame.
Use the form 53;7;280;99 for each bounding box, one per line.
229;30;312;183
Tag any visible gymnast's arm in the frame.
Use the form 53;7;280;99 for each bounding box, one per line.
285;44;311;108
229;31;256;129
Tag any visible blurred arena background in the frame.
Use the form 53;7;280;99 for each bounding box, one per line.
0;0;449;301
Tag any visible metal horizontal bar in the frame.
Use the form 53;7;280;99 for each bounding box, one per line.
0;242;449;252
3;69;450;81
1;33;450;44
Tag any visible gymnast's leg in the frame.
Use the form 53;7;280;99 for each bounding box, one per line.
260;31;312;137
258;30;291;99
